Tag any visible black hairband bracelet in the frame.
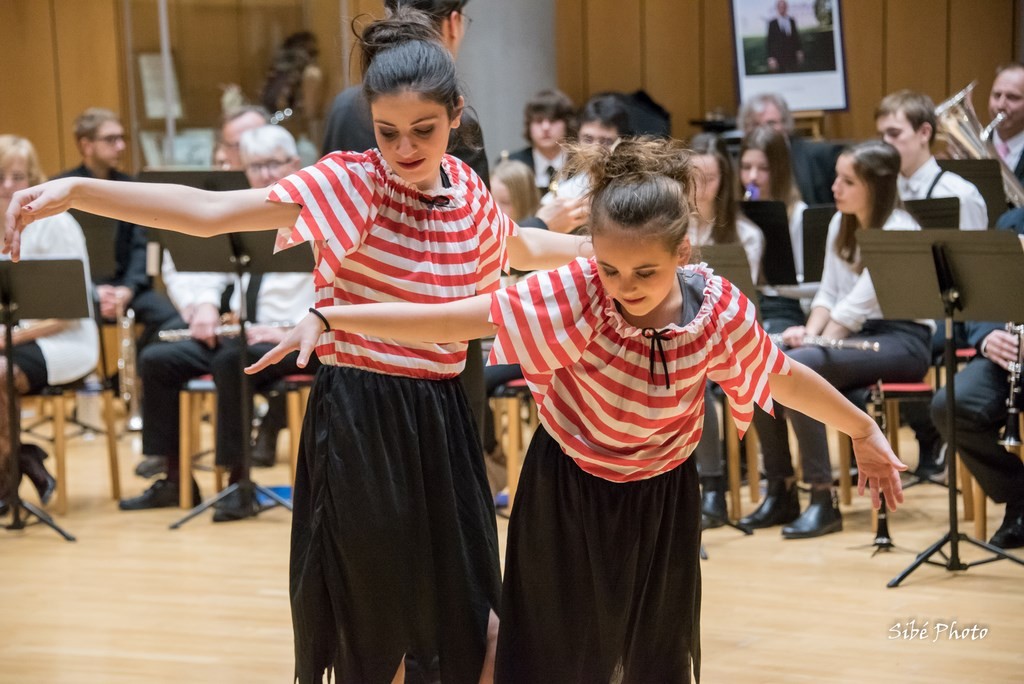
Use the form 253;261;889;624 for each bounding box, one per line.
309;307;332;333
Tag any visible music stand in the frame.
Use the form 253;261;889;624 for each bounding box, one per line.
1;260;90;542
153;230;313;529
801;204;835;284
903;197;961;230
937;159;1004;228
691;244;756;537
740;200;798;285
138;169;249;193
859;229;1024;586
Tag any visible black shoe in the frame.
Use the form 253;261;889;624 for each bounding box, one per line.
701;489;728;530
135;455;167;479
212;487;258;523
18;444;56;505
738;479;800;529
250;427;280;468
119;478;200;511
0;499;8;516
782;488;843;539
989;505;1024;549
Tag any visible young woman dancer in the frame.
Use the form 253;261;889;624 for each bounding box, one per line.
245;137;908;683
742;140;932;539
4;10;590;684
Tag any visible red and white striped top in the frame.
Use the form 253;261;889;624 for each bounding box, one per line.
489;259;790;482
269;150;515;379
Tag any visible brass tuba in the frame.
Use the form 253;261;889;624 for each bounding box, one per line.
936;81;1024;207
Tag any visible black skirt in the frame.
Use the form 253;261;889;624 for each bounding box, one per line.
496;426;702;684
291;365;501;684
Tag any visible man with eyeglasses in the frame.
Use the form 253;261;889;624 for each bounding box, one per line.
217;106;271;171
56;108;179;373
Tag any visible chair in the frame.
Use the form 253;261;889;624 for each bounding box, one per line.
266;373;314;483
723;404;760;518
490;378;537;509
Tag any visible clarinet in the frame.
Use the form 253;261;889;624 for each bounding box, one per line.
768;333;880;352
998;322;1024;449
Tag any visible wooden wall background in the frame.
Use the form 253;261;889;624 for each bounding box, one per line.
0;0;1017;176
557;0;1019;141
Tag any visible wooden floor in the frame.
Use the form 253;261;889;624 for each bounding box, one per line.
2;426;1023;683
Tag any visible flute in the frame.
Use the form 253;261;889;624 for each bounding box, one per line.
769;333;880;352
158;321;293;343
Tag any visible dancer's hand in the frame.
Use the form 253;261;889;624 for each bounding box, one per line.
245;312;323;374
4;178;79;261
853;426;908;509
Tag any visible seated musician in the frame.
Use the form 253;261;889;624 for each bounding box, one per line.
119;126;318;521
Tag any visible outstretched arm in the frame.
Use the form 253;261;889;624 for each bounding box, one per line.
5;177;300;260
507;226;593;271
768;360;907;509
245;294;496;373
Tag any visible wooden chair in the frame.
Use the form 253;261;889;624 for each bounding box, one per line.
267;373;314;483
491;378;537;509
724;405;760;519
178;375;217;508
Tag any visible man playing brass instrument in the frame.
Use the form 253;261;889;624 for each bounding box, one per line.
931;322;1024;549
989;63;1024;185
119;126;319;521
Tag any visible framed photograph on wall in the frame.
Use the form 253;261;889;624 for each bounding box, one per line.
730;0;848;111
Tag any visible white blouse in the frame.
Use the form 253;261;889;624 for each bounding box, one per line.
811;209;922;332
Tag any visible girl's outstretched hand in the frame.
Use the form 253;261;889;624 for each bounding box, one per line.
853;426;908;510
4;179;78;261
245;312;324;374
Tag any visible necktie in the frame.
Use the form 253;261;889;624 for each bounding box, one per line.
997;139;1011;162
545;165;557;191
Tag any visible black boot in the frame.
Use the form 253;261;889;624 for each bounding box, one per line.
701;476;728;530
738;478;800;529
18;444;56;506
782;488;843;539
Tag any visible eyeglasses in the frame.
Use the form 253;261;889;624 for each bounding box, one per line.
245;158;295;174
94;134;127;145
580;134;619;148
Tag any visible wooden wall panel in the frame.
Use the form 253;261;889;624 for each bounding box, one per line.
585;0;642;94
52;0;127;170
345;0;385;85
949;0;1016;118
702;0;738;128
883;0;948;102
643;0;701;140
0;0;62;174
557;0;1017;144
555;0;587;105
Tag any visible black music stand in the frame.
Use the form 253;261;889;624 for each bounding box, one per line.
1;260;90;542
903;197;961;230
154;230;312;529
801;204;835;284
740;200;798;285
937;159;1004;228
859;229;1024;586
691;244;756;537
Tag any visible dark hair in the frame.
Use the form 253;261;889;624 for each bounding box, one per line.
522;89;577;142
834;140;903;265
579;94;630;137
260;32;319;115
384;0;469;19
740;124;801;211
359;8;462;118
564;137;695;255
875;90;937;144
688;133;739;246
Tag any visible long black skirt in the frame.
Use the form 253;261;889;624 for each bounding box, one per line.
291;365;501;684
496;426;702;684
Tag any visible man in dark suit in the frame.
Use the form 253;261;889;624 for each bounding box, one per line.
766;0;803;73
931;321;1024;549
56;108;179;350
989;63;1024;184
500;89;576;193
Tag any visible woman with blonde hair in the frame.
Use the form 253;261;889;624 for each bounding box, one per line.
489;160;540;222
0;135;98;516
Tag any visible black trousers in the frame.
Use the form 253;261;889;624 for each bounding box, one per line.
931;357;1024;504
139;338;314;478
125;288;182;351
